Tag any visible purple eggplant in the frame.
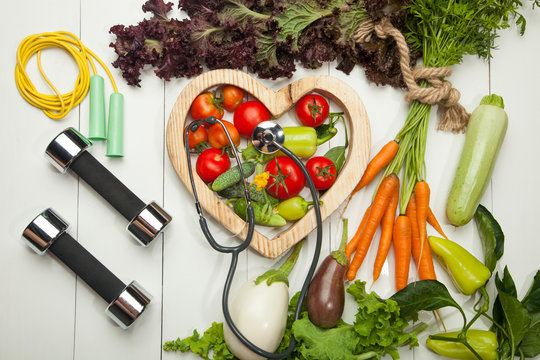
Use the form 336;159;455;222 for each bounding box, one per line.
306;219;348;328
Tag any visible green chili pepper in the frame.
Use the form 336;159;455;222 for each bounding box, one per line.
428;236;491;295
276;196;316;221
427;329;497;360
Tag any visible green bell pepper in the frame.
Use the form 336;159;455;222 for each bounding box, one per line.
428;236;491;295
427;329;497;360
242;126;319;161
280;127;318;158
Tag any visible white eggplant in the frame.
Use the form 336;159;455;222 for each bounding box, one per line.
223;278;289;360
223;242;303;360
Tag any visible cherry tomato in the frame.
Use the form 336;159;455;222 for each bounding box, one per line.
221;85;244;112
233;101;271;137
190;92;224;121
207;120;240;149
306;156;337;190
196;148;230;183
295;94;329;127
265;156;306;200
187;125;208;148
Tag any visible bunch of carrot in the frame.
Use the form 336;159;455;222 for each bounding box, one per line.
344;138;448;292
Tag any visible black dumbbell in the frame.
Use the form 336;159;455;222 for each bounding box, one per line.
22;208;152;329
45;128;172;246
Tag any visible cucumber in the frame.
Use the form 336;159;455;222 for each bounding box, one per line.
446;94;508;226
218;183;279;206
211;161;256;192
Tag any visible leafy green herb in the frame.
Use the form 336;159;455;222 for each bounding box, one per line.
290;281;423;360
390;280;465;323
522;270;540;313
520;312;540;357
163;322;235;360
474;204;505;272
324;146;347;173
496;286;531;358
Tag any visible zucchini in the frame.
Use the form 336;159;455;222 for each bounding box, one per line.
446;94;508;226
211;161;256;192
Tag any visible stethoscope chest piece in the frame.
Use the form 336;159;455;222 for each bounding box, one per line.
251;121;285;154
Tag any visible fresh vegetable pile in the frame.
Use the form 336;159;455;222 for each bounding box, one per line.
187;85;348;228
109;0;416;87
342;0;533;292
164;205;540;360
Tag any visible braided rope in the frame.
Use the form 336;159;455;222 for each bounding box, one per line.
355;18;469;133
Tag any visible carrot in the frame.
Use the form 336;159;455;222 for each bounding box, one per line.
414;181;430;245
427;207;448;239
393;215;412;291
373;184;400;283
353;140;399;195
347;173;399;281
406;194;437;280
345;205;372;259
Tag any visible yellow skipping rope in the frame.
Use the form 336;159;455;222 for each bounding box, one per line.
15;31;124;157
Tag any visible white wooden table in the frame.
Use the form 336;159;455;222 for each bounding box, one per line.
1;2;539;359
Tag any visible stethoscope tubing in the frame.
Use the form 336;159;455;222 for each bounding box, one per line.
184;118;322;359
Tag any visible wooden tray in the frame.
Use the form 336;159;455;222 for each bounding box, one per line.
166;69;370;258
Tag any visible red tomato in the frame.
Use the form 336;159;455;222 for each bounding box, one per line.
221;85;244;112
196;148;230;183
265;156;306;200
295;94;329;127
207;120;240;149
190;92;224;121
187;125;208;148
233;101;271;137
306;156;337;190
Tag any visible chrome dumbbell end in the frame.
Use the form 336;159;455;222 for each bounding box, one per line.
106;280;152;329
22;208;68;255
45;127;92;173
127;202;172;247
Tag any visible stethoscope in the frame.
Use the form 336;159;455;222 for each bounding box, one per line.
184;117;323;359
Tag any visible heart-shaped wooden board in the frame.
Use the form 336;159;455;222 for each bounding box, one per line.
166;69;370;258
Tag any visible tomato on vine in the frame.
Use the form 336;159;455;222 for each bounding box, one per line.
306;156;337;190
296;94;329;127
207;120;240;149
265;156;306;200
196;148;230;183
221;85;244;112
190;92;224;121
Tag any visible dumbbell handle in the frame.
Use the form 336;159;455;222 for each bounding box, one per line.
49;232;126;303
70;151;145;220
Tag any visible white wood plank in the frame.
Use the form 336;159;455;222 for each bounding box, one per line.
490;7;540;295
0;1;81;360
71;1;166;359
